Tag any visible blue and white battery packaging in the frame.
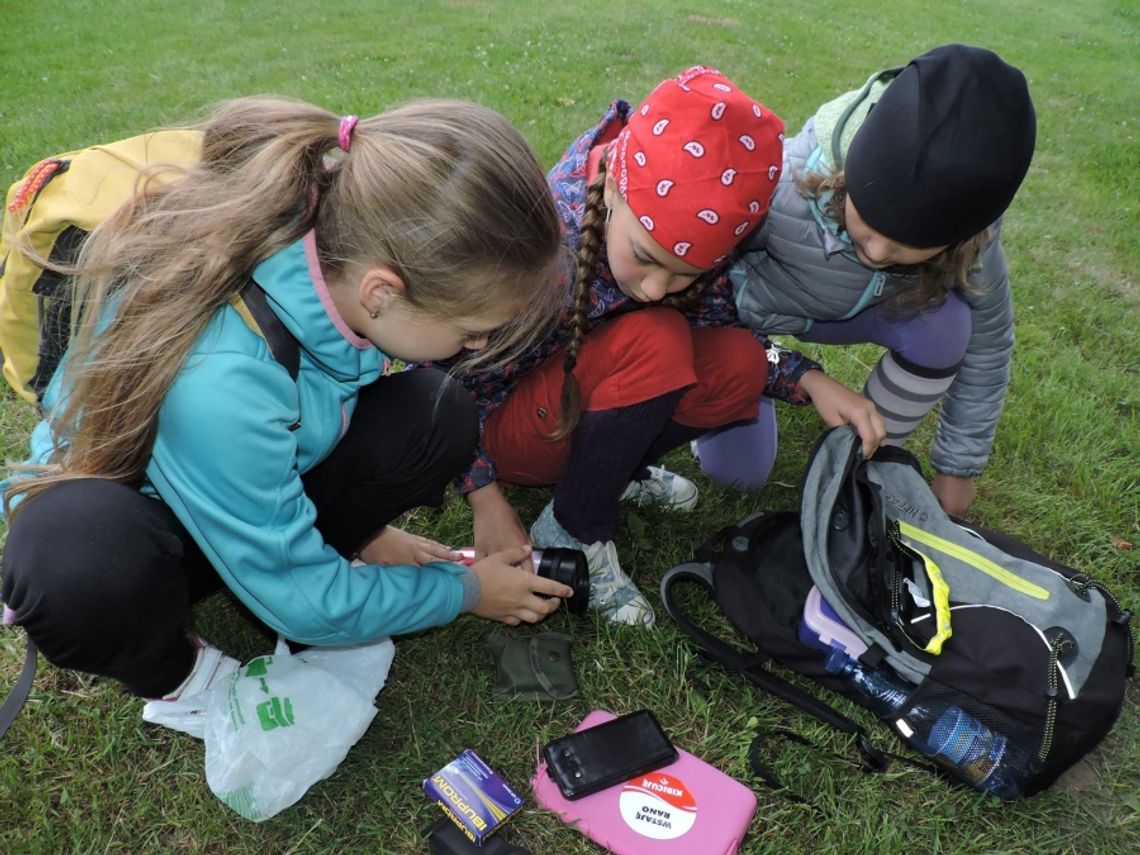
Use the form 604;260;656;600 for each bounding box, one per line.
424;749;524;846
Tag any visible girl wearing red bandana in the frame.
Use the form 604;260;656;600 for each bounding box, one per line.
455;68;885;627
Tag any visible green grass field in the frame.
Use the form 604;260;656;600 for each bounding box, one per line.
1;1;1137;852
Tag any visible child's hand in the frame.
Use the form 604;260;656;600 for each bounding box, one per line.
468;482;534;571
470;545;574;625
932;473;977;517
799;369;887;458
356;525;462;566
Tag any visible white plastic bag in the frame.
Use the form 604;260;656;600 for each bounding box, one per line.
144;636;394;821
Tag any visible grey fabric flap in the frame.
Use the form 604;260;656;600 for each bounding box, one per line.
868;463;1106;694
801;428;932;684
802;427;1107;694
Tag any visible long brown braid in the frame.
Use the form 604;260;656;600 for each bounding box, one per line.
552;161;609;439
551;156;718;439
660;273;712;313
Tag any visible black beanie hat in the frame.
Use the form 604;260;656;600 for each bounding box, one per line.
844;44;1036;248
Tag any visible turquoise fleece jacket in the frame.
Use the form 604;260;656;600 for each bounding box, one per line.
16;233;474;644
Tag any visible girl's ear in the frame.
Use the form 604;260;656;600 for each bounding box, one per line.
603;170;618;210
358;265;405;315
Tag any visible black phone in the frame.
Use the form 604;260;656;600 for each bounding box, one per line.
541;709;678;800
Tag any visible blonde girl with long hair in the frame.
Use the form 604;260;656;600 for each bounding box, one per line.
452;68;885;628
0;96;572;710
698;45;1037;518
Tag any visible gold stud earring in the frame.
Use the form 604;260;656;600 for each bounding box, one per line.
368;308;380;320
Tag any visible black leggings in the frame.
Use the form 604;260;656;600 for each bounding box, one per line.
1;368;476;698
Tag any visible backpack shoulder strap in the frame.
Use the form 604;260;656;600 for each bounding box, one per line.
660;562;887;762
237;279;300;381
0;636;37;740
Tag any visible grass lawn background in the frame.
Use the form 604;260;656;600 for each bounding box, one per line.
1;1;1137;852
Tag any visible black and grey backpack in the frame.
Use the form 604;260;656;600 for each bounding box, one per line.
662;426;1134;798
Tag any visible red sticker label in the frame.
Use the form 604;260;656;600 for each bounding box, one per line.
619;772;697;839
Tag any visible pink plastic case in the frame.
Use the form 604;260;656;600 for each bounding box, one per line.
532;710;757;854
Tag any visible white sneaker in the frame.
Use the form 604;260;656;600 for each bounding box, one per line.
530;501;655;628
620;465;699;511
141;635;240;738
581;539;656;627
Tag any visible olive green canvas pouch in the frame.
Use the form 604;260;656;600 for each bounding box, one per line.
487;632;578;702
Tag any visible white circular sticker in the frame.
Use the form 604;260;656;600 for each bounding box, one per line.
618;772;697;839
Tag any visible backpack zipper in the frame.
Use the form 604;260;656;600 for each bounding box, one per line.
886;523;953;654
896;521;1050;601
1071;575;1136;674
1039;633;1075;763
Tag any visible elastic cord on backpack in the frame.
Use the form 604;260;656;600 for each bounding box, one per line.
7;159;65;214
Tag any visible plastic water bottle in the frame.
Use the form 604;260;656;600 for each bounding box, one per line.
827;657;1030;797
828;657;913;717
920;707;1031;799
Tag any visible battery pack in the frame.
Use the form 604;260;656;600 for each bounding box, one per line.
424;749;524;846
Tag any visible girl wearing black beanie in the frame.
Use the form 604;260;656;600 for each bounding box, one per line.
695;44;1036;517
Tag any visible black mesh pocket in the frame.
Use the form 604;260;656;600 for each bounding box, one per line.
892;679;1041;798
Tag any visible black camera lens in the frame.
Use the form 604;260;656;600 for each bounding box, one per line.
534;547;590;614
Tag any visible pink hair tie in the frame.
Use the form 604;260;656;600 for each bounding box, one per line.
338;114;359;152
